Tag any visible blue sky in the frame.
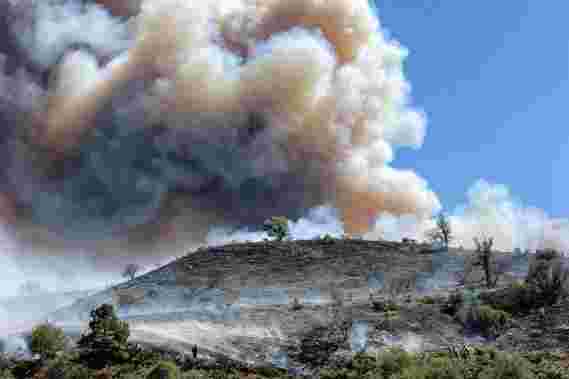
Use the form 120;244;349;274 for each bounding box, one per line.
372;1;568;218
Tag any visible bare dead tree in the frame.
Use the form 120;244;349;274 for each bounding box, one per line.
122;263;141;281
18;280;44;296
426;212;453;248
473;236;496;289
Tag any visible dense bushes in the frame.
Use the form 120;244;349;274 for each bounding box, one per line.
440;289;511;338
0;368;15;378
43;357;92;379
452;248;569;318
319;346;569;379
3;341;569;378
456;304;512;339
483;281;537;315
483;249;569;316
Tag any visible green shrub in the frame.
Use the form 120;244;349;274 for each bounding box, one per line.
375;347;414;377
351;351;381;374
458;304;511;338
320;234;335;244
478;351;533;379
339;348;416;378
494;252;569;315
146;360;180;379
401;358;465;379
318;348;569;379
522;351;569;379
0;369;15;379
525;249;569;307
10;360;37;379
318;367;354;379
369;294;399;312
487;281;537;316
291;297;303;311
440;290;463;316
263;217;289;242
254;366;288;377
487;257;569;316
477;305;511;338
417;296;437;305
29;322;66;360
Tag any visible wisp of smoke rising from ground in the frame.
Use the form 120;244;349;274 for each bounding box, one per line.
0;0;440;268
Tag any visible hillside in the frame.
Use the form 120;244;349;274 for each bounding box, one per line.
37;238;569;372
49;239;440;322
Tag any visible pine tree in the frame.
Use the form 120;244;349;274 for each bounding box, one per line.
77;304;130;368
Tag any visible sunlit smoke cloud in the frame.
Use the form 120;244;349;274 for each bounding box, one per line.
364;179;569;255
9;0;132;69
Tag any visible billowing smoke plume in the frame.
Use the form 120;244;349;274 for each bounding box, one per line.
0;0;439;274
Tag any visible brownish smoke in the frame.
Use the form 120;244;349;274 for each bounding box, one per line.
2;0;439;261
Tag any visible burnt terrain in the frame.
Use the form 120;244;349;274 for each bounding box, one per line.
27;238;569;372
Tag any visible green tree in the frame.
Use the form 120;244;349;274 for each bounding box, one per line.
29;322;66;360
263;216;290;242
77;303;130;369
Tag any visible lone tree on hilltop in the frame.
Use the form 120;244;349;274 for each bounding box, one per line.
122;263;141;281
426;212;453;248
263;216;290;242
18;280;44;296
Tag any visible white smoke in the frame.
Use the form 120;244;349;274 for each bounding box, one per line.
206;205;344;245
364;212;434;242
364;179;569;254
11;0;132;69
450;180;569;254
0;224;121;299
